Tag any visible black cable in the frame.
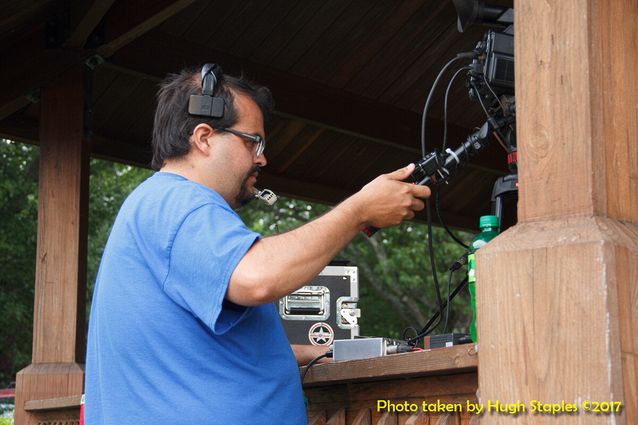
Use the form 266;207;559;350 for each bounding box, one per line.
421;52;477;156
412;251;469;343
411;52;476;348
416;54;475;348
407;276;469;346
470;80;511;153
442;66;472;151
439;68;472;249
442;268;454;333
482;74;505;112
301;352;331;384
402;326;418;341
424;198;445;338
470;81;491;119
435;189;469;249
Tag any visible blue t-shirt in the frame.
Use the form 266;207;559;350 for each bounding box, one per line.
85;172;306;425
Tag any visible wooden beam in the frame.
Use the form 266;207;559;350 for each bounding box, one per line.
15;68;88;425
276;128;325;174
90;133;153;168
35;70;89;363
477;1;638;423
0;113;153;169
0;95;33;121
0;113;39;143
377;413;397;425
0;0;194;118
308;412;326;425
65;0;116;48
0;0;52;37
24;395;82;412
326;409;346;425
97;0;196;57
0;29;88;112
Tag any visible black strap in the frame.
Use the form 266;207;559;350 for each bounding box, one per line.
201;64;222;96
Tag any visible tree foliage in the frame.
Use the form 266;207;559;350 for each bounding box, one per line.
0;140;38;387
1;140;474;387
0;140;152;386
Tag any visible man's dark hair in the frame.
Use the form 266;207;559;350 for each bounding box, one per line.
151;67;274;170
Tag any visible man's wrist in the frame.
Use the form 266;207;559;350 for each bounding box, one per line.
335;194;367;229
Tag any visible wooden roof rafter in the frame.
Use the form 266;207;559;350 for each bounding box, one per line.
0;0;195;120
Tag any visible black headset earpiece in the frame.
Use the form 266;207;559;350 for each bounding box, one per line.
188;64;225;118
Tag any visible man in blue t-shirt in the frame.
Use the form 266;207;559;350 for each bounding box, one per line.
85;65;431;424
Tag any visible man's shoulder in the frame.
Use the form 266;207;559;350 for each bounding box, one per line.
131;172;227;211
112;173;233;237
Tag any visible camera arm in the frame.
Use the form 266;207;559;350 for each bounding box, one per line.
362;115;513;237
411;115;512;186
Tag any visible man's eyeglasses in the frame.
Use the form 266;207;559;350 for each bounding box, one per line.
215;127;266;157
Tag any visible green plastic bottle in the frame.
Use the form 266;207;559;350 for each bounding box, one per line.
468;215;500;343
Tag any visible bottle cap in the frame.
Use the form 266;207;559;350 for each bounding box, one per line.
479;215;499;229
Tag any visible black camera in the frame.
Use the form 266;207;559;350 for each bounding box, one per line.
454;0;518;229
452;0;516;154
473;30;514;98
453;0;515;110
453;0;512;33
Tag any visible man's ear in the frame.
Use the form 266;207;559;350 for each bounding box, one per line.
191;123;215;155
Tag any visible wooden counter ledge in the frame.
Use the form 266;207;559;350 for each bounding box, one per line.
302;343;478;387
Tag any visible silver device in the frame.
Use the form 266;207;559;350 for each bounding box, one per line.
253;187;278;206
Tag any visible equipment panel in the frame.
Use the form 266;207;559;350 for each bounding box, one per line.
278;266;359;346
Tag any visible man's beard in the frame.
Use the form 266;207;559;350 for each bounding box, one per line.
235;166;261;208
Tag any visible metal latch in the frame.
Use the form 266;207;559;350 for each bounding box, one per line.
336;297;360;329
279;286;330;320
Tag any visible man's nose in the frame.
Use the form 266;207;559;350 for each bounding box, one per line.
255;152;267;167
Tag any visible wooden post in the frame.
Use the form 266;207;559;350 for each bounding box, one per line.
14;69;89;425
476;0;637;424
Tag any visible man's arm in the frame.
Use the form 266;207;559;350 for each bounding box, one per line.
291;344;332;366
227;164;430;306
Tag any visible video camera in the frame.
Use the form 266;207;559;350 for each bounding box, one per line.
454;0;518;229
456;0;516;155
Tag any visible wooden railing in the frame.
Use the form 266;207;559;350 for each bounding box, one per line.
18;345;477;425
23;395;81;425
302;344;479;425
